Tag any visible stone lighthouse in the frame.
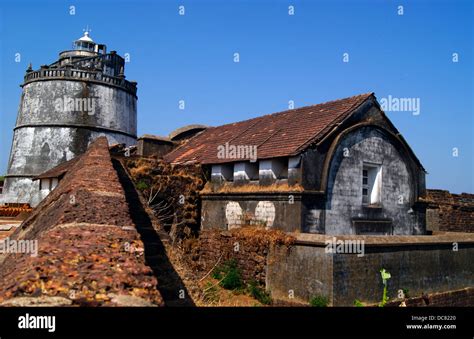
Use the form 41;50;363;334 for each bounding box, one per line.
2;31;137;206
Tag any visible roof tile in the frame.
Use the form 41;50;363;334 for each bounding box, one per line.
164;92;373;164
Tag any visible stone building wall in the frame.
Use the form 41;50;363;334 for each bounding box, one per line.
267;233;474;306
199;100;427;235
426;190;474;233
201;193;302;232
183;228;473;306
322;126;425;235
137;138;175;158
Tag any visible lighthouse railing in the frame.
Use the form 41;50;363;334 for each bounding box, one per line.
23;68;137;96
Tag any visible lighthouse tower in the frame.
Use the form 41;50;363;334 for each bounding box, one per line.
2;31;137;206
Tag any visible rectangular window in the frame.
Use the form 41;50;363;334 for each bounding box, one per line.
40;178;51;191
211;164;234;182
362;164;382;205
362;169;369;204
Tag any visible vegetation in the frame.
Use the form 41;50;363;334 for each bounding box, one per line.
202;281;219;303
210;260;272;305
309;295;329;307
354;299;364;307
125;157;206;237
212;259;244;290
135;180;149;191
379;268;391;307
247;280;272;305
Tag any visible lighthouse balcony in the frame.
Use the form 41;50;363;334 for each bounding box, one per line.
22;68;137;97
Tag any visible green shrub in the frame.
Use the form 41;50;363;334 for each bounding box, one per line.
247;280;272;305
309;295;329;307
136;180;149;191
354;299;364;307
212;259;243;290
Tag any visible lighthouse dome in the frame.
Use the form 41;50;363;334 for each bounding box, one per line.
74;31;95;51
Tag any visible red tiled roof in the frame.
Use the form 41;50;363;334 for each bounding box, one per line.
164;93;373;164
32;157;79;180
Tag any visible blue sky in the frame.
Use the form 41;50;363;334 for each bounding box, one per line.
0;0;472;193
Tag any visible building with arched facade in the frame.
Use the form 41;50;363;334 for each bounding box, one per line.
164;93;427;235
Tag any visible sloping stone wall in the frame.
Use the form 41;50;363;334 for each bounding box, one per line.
0;137;163;306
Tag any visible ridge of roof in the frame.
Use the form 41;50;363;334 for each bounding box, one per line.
164;92;374;164
204;92;374;132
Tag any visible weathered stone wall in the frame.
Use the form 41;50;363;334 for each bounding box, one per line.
183;229;474;307
267;244;333;303
331;243;473;306
17;80;136;134
4;128;134;207
183;228;294;287
384;287;474;307
426;190;474;233
3;78;137;206
267;233;474;306
323;127;425;235
137;139;175;158
201;194;302;232
301;194;325;233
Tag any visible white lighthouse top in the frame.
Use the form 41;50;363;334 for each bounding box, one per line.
78;31;93;43
74;29;96;52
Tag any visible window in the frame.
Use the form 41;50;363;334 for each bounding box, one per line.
362;169;369;204
259;158;288;180
211;164;234;182
362;164;382;205
40;178;53;191
234;162;258;181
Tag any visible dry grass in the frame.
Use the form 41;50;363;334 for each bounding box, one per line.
201;181;304;194
196;277;263;307
232;226;296;247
